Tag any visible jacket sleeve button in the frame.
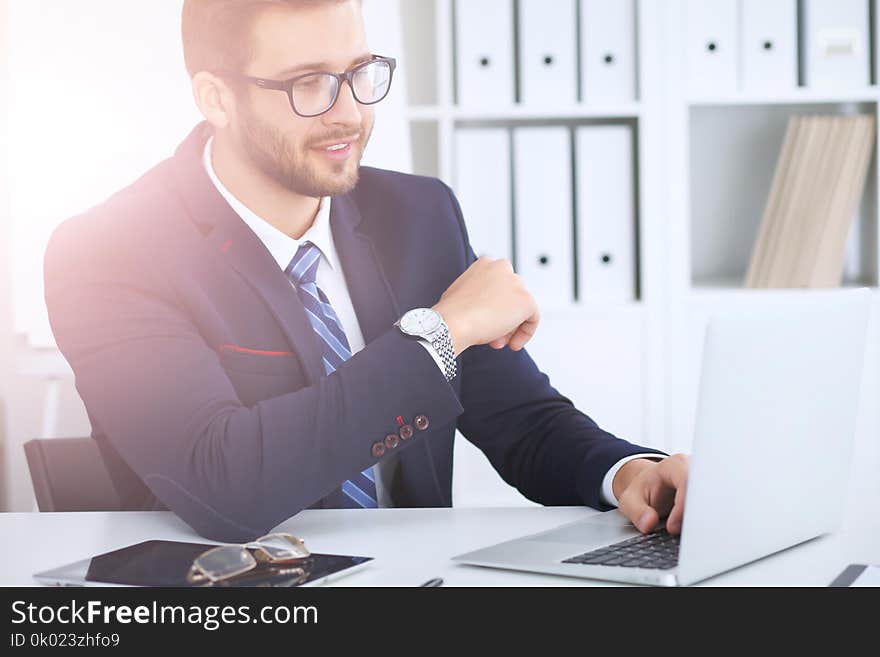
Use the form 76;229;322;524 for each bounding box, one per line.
384;433;400;450
371;441;386;458
414;414;430;431
399;424;414;440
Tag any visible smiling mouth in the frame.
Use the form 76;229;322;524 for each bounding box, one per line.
313;135;360;151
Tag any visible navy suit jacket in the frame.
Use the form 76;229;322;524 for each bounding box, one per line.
44;122;664;542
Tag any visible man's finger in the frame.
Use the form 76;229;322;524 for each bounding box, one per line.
618;487;661;534
489;334;511;349
665;481;687;535
507;314;539;351
653;455;688;533
658;454;689;492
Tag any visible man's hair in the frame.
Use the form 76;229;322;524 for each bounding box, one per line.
181;0;354;78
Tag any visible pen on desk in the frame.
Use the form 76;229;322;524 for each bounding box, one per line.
419;577;443;587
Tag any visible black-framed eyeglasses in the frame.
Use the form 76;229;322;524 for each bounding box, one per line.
229;55;397;118
186;533;311;586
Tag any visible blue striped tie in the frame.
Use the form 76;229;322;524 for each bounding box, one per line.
286;241;378;509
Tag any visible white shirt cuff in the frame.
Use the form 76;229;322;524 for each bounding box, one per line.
601;454;666;507
418;339;447;375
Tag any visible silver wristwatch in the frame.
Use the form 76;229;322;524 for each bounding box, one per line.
395;308;457;382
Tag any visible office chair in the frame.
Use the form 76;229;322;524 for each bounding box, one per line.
24;437;124;512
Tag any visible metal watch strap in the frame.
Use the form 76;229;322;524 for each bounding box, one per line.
431;329;457;382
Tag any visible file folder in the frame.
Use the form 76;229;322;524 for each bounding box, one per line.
575;126;636;304
512;127;574;307
453;128;513;262
740;0;798;92
454;0;515;106
580;0;637;104
802;0;870;90
518;0;578;105
685;0;738;96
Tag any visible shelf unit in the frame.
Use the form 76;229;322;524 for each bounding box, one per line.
687;88;880;108
407;104;642;121
397;1;880;504
664;2;880;300
689;100;878;289
663;0;880;455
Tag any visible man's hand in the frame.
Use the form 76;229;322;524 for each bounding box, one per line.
612;454;690;535
433;256;540;357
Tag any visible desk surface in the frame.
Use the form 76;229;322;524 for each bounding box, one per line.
3;494;879;586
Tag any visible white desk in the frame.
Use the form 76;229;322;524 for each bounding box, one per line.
2;490;878;586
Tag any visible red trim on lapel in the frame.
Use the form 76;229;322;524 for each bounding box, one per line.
219;344;295;357
165;121;325;383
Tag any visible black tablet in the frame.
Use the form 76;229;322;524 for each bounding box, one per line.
34;540;372;587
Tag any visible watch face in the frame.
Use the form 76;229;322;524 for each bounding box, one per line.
400;308;441;335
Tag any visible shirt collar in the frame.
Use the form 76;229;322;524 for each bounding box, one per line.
203;136;336;272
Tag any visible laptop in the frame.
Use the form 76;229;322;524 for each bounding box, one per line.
452;289;872;586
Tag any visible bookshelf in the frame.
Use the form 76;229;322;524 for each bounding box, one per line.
663;0;880;455
396;1;880;500
688;88;880;107
689;102;878;290
407;104;643;121
664;2;880;299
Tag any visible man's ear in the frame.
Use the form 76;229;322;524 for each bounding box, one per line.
191;71;236;129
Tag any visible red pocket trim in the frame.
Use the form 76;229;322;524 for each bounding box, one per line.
219;344;296;357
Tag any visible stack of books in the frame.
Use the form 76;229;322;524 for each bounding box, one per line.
745;114;875;289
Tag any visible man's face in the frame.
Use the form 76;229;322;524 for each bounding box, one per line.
230;1;375;197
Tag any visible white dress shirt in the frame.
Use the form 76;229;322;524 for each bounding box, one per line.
203;137;659;507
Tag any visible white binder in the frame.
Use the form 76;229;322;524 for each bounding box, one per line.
453;128;513;262
518;0;578;105
802;0;870;90
512;127;574;308
740;0;798;92
575;126;636;305
454;0;515;106
685;0;738;96
580;0;637;104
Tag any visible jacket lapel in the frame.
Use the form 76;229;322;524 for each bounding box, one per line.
166;122;325;384
330;193;402;344
331;193;447;507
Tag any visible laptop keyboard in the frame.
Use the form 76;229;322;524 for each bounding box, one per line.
562;529;680;570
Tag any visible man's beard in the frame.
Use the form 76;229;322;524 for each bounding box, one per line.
235;103;371;198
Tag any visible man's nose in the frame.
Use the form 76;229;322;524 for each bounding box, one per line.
323;79;363;127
